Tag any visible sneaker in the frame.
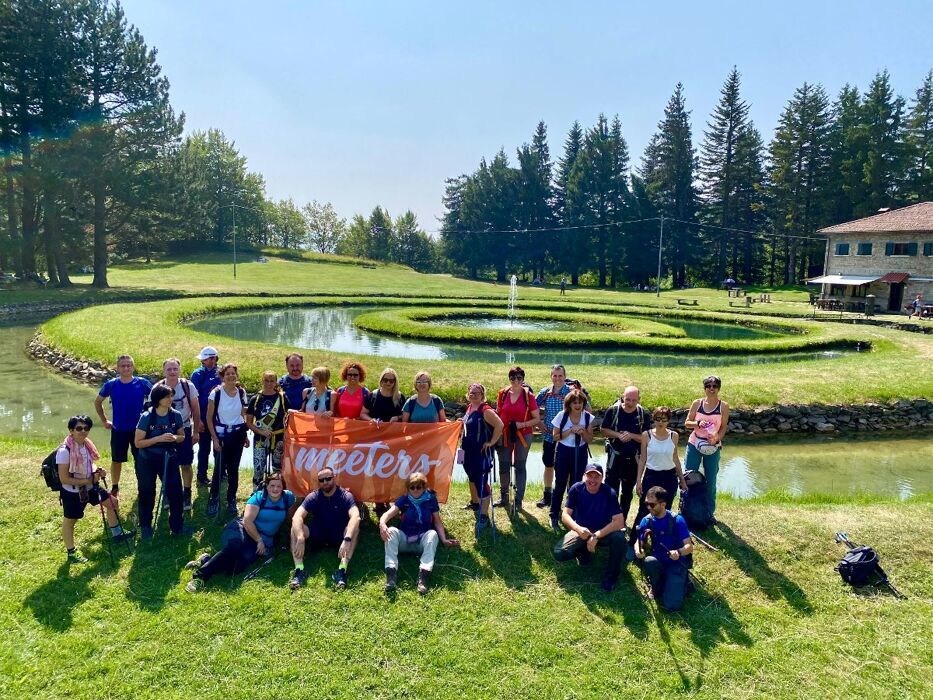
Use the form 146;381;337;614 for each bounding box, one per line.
384;567;398;592
417;568;431;595
66;549;88;564
140;526;154;541
186;578;204;593
289;568;307;590
536;491;551;509
332;569;348;590
185;553;211;570
183;490;193;513
206;499;218;517
112;528;136;543
171;526;195;538
493;498;509;509
227;501;238;516
462;501;479;511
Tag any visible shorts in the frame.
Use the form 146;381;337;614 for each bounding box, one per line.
61;485;109;520
542;440;557;469
110;429;139;463
176;427;194;465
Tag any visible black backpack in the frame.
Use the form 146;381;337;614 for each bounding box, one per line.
679;470;713;531
41;446;65;491
837;546;879;587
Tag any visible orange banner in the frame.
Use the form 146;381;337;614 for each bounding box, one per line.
281;412;462;503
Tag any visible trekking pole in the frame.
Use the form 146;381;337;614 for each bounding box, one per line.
153;451;170;535
690;532;719;552
242;552;276;583
97;479;116;566
835;532;904;599
488;447;496;542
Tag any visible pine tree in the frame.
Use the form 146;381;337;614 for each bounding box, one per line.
825;84;865;224
699;67;750;281
859;70;905;215
515;121;555;279
554;121;584;283
902;69;933;203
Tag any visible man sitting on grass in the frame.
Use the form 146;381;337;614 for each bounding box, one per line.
552;462;626;592
289;466;361;591
634;485;694;611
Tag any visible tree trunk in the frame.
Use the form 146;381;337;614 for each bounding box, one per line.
3;155;18;273
92;173;108;288
44;193;71;286
19;134;37;276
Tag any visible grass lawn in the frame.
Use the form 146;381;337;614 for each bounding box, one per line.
1;438;930;699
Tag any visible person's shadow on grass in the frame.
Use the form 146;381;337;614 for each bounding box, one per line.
24;557;110;632
704;521;813;615
125;526;199;612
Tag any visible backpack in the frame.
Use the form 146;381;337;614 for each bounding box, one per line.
41;446;65;491
334;385;370;415
210;385;248;429
405;394;443;418
605;403;647;454
678;470;714;531
836;546;880;587
559;411;592;452
302;387;333;413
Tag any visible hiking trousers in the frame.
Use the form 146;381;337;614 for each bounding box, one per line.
496;440;530;504
550;443;588;519
384;528;439;571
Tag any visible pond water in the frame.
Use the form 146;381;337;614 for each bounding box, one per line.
190;306;852;368
3;316;928;499
428;313;781;340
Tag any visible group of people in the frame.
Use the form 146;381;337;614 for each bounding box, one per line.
57;347;728;607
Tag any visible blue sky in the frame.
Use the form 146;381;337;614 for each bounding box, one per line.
124;1;933;231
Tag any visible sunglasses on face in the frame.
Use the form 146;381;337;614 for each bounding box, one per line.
409;484;426;491
415;380;430;385
346;372;360;378
73;426;90;433
381;378;396;384
645;500;660;507
318;475;334;483
509;374;524;380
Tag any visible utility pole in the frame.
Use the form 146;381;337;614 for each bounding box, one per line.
656;213;664;297
232;203;237;279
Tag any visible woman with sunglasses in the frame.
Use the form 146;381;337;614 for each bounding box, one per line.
330;361;370;419
361;367;406;423
684;375;730;519
631;407;687;548
378;471;460;594
135;384;187;538
549;389;594;532
460;382;504;525
494;366;539;512
402;371;446;423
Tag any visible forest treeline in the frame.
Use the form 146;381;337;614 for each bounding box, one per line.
2;1;931;287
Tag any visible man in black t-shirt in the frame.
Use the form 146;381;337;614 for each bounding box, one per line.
601;385;651;525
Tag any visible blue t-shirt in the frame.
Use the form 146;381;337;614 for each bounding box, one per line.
637;511;690;565
246;489;296;545
135;408;184;458
191;365;222;423
564;482;622;531
403;395;443;423
99;376;153;431
300;486;356;534
393;491;439;538
279;374;313;411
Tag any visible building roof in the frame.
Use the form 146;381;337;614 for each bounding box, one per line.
818;202;933;234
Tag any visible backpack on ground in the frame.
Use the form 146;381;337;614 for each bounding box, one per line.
41;447;65;491
837;546;879;587
679;470;713;531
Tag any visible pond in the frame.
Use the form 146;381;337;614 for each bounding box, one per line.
4;316;928;499
190;306;852;368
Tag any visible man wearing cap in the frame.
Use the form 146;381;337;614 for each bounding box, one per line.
191;347;222;486
552;462;627;592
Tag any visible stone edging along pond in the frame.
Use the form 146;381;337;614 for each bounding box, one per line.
28;332;933;438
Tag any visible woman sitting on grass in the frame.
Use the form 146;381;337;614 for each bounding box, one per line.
378;471;460;594
186;472;295;591
330;361;369;419
402;370;447;423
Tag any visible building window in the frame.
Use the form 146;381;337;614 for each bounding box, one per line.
885;242;918;256
856;242;872;255
834;242;850;255
924;242;932;256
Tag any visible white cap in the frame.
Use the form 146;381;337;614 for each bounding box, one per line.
196;346;218;360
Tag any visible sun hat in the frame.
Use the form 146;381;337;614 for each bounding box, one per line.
196;346;218;360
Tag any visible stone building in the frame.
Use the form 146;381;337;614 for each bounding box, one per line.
810;202;933;312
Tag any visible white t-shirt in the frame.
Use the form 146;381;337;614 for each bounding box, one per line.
56;444;93;494
550;410;594;447
154;379;199;427
214;388;245;433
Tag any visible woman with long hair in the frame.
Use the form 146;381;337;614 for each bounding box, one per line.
683;375;730;520
246;370;290;492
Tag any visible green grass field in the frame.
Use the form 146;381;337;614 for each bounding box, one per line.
0;439;930;699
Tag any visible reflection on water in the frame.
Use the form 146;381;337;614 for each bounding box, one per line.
191;306;852;368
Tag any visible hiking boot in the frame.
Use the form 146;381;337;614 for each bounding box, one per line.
550;515;560;532
462;501;479;511
289;568;307;590
536;490;552;508
185;553;211;570
183;489;193;513
384;567;398;592
493;497;510;509
227;501;238;516
417;568;431;595
477;514;491;528
332;569;348;590
186;578;204;593
66;549;88;564
206;499;219;517
112;528;136;543
512;500;523;513
140;526;154;541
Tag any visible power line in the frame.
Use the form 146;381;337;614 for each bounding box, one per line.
422;215;660;236
664;216;827;242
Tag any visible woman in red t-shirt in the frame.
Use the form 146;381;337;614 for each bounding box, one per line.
330;361;369;419
495;366;540;512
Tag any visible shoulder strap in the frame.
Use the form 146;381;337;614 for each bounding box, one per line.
584;412;591;429
559;411;570;433
432;395;443;413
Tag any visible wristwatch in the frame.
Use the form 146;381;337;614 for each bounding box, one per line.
343;536;352;543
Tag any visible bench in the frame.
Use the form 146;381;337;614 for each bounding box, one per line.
757;293;771;303
677;298;699;306
727;288;744;298
729;296;754;308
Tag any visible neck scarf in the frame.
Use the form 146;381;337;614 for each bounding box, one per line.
405;489;431;524
64;434;100;477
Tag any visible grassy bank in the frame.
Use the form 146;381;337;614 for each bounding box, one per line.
1;440;930;699
38;294;931;409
